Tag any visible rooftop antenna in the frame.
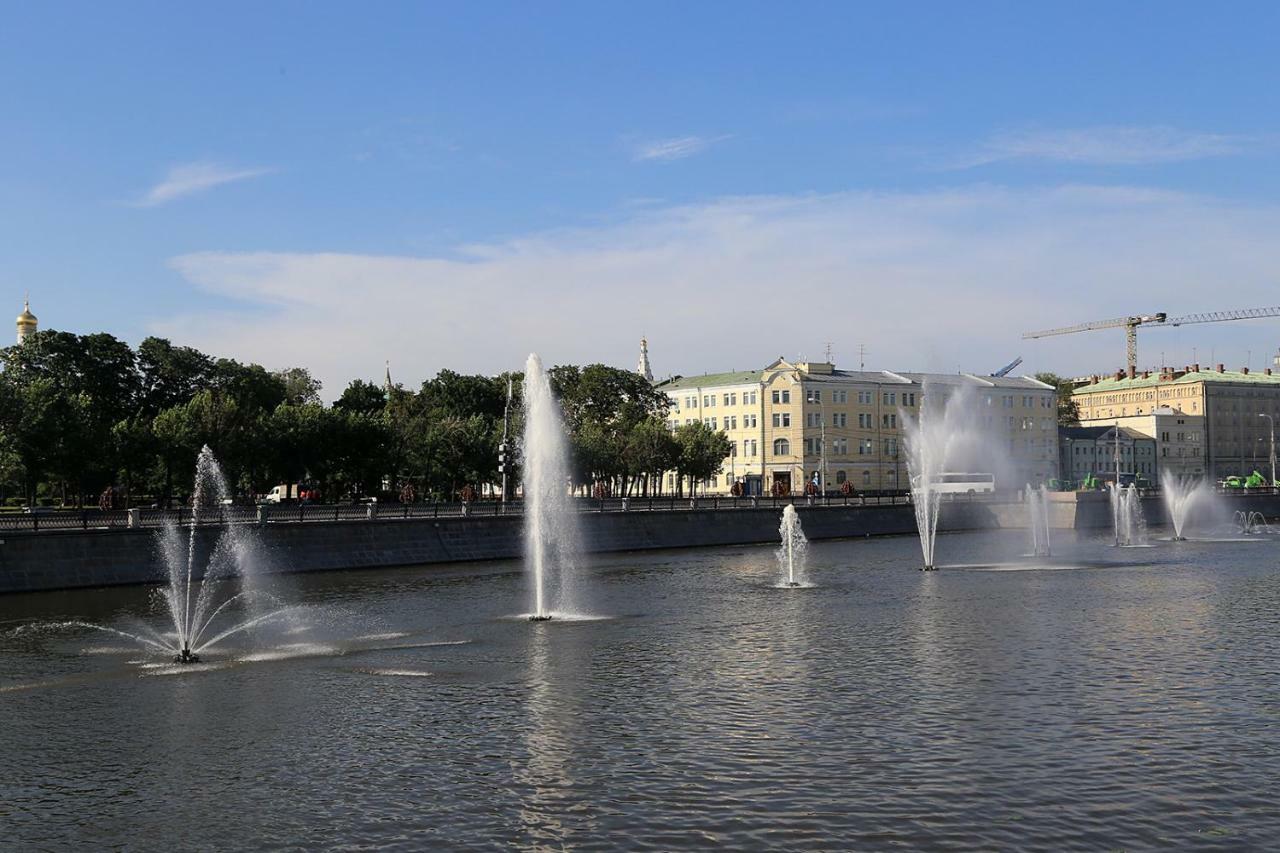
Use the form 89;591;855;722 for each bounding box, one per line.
824;341;834;363
858;343;867;370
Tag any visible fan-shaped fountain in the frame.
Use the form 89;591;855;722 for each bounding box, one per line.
777;504;808;587
522;353;582;621
21;446;297;664
1162;473;1210;541
1234;510;1272;535
1109;482;1148;547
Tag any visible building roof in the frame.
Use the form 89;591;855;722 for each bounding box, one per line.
892;372;1053;390
656;364;1054;392
1060;425;1151;441
1073;367;1280;395
656;370;764;391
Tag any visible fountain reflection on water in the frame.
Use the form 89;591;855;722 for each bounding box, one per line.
777;504;808;587
522;353;583;621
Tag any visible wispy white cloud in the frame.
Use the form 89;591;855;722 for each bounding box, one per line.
952;126;1253;169
631;134;731;162
156;185;1280;397
136;162;272;206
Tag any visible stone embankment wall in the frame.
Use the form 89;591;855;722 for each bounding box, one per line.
2;493;1278;594
0;501;997;594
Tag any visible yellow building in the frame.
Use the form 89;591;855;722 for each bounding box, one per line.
657;359;1058;495
1072;363;1280;479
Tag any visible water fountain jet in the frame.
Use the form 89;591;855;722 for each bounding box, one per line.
522;353;583;620
1162;473;1209;540
777;504;808;587
1109;482;1148;546
1026;484;1052;559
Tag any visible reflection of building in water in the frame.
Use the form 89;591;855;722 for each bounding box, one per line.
15;295;37;344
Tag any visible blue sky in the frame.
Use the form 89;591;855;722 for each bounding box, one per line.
5;2;1280;394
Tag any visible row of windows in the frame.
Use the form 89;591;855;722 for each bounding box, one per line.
1070;445;1155;456
756;437;899;457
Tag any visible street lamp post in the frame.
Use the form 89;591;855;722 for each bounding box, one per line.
1259;413;1276;487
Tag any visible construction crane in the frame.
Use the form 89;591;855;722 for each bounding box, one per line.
1022;307;1280;376
990;356;1023;377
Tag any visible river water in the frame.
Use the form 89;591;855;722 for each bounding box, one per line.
2;530;1277;850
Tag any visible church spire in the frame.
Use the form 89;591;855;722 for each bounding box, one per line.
15;293;37;344
637;337;653;383
383;360;393;395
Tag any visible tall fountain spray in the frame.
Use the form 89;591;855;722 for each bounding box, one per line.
1162;473;1209;541
1109;482;1148;547
777;504;808;587
1026;484;1052;559
522;353;581;621
903;383;985;571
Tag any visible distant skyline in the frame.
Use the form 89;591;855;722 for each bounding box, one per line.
5;3;1280;395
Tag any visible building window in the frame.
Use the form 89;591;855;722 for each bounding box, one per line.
883;392;896;405
862;470;871;485
773;438;790;456
807;389;821;403
882;413;897;428
744;414;757;428
836;470;847;484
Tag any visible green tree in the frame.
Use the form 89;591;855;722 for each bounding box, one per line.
136;336;215;417
674;421;732;497
334;379;388;417
275;367;323;406
625;417;680;496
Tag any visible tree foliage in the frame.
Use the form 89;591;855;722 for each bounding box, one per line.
0;330;707;506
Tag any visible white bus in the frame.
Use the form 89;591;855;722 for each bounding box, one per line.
910;472;996;494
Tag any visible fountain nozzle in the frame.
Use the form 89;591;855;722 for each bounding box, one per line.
529;615;553;622
173;646;200;664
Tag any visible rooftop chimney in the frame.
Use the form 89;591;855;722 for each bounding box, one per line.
1142;370;1150;379
1127;366;1136;379
1267;368;1274;376
1218;363;1225;373
1115;369;1125;381
1242;367;1250;375
1193;363;1200;372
